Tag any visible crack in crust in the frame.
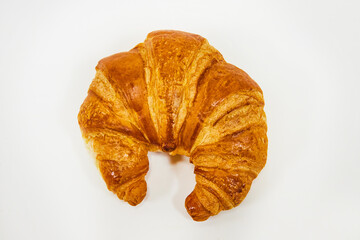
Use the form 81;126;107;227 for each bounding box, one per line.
78;30;268;221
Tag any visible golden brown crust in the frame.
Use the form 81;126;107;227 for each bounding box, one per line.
78;30;267;221
96;50;159;146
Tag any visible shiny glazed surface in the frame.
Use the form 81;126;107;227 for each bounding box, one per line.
78;30;267;221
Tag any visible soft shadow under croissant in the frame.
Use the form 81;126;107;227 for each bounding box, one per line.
78;30;268;221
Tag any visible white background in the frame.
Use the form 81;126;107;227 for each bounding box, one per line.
1;0;359;239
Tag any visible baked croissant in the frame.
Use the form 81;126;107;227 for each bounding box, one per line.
78;30;267;221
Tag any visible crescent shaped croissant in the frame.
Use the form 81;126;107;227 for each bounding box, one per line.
78;30;268;221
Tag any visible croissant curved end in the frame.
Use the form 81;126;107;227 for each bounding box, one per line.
185;191;212;221
120;179;147;206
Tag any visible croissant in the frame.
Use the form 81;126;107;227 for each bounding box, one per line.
78;30;267;221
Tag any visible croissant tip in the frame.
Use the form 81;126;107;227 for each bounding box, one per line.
185;191;212;221
119;179;147;206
